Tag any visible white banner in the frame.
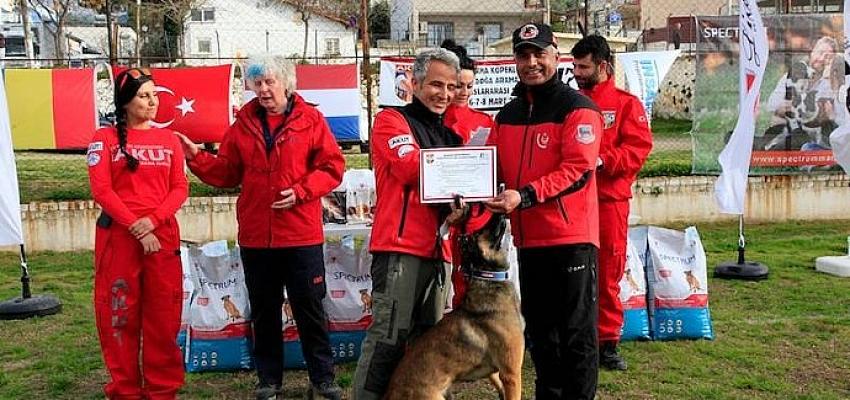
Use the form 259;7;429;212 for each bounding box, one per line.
616;50;680;123
0;74;23;246
378;57;577;110
714;0;770;214
831;0;850;175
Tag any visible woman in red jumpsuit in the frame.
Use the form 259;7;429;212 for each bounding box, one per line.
439;40;497;308
87;68;188;399
441;40;495;143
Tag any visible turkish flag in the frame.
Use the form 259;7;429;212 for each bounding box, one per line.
114;65;233;143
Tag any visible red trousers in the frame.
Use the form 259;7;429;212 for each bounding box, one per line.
94;219;184;399
597;200;630;344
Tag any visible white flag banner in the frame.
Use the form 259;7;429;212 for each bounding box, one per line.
616;50;681;123
830;0;850;175
0;73;23;246
714;0;770;214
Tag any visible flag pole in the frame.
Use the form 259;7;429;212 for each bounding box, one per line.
714;214;768;280
0;244;63;319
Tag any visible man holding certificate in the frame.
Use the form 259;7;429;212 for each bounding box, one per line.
352;48;464;400
484;23;604;400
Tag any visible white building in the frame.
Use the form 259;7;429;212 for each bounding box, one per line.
183;0;357;65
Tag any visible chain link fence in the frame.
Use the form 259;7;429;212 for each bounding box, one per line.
6;0;843;201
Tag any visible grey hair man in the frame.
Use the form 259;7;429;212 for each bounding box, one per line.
351;48;463;400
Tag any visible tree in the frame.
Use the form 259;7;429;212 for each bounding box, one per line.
28;0;74;61
368;0;389;45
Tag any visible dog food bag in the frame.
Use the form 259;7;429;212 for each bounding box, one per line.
281;234;371;369
177;246;198;365
185;241;253;372
646;226;714;340
619;235;651;341
323;235;373;330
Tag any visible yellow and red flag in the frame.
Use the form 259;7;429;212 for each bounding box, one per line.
5;68;97;150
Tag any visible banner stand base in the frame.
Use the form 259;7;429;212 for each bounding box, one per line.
0;295;62;320
714;260;769;280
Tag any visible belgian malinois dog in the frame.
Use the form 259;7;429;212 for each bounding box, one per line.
384;213;524;400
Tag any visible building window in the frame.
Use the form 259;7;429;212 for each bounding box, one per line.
427;22;453;47
325;38;340;56
476;23;502;46
197;38;212;54
190;8;215;22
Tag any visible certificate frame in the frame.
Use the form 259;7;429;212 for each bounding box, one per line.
419;146;497;204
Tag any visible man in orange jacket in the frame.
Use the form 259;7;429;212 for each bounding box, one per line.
572;35;653;371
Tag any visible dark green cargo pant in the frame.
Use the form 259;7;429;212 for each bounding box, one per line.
352;252;450;400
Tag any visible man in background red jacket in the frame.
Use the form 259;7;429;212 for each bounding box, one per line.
572;35;653;371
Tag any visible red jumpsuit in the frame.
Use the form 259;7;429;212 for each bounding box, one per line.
88;126;188;399
581;78;653;344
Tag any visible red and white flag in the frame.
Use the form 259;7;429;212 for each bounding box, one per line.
714;0;769;214
115;65;234;143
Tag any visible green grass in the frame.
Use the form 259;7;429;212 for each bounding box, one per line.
652;118;693;139
1;220;849;399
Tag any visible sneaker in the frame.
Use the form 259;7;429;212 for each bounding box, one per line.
307;381;343;400
255;383;282;400
599;342;628;371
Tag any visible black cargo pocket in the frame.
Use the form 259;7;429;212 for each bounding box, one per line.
371;253;390;294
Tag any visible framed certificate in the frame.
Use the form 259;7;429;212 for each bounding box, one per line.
419;146;497;203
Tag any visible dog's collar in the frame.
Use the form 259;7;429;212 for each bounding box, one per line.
467;270;510;282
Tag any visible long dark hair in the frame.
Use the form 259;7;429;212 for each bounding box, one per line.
440;39;475;72
113;68;153;172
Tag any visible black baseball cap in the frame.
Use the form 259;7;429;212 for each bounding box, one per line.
512;23;558;51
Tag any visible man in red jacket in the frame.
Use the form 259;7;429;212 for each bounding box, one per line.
572;35;653;371
352;48;463;400
485;23;603;400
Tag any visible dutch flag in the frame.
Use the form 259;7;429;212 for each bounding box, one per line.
296;64;362;143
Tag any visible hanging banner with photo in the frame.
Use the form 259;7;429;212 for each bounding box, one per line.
378;57;577;111
692;14;844;174
616;50;680;123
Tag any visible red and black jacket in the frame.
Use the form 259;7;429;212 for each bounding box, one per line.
489;77;603;248
370;97;462;259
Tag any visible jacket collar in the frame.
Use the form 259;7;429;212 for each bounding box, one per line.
238;92;311;137
403;96;444;126
511;75;563;104
582;77;615;98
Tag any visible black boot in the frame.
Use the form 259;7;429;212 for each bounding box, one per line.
599;341;627;371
